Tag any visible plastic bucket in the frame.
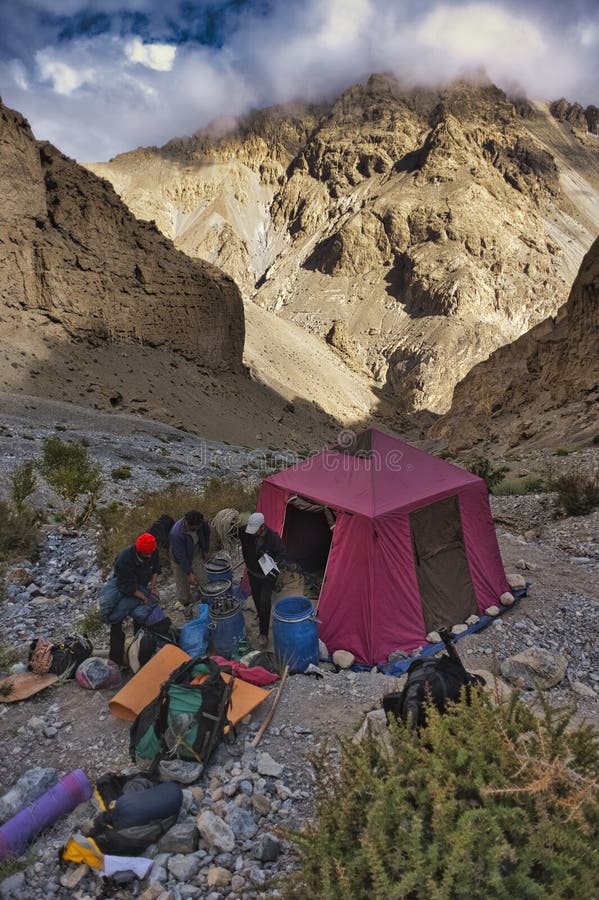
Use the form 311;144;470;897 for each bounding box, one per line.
199;579;232;603
209;601;246;658
272;596;319;674
206;558;233;583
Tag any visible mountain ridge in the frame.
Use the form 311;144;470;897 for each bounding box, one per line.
87;74;599;419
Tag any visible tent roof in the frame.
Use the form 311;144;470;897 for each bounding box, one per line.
264;429;482;517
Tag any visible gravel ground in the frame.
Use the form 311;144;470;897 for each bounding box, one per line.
0;408;598;899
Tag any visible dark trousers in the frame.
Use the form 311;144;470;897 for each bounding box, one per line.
248;572;275;637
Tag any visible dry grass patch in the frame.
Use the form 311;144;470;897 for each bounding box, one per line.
97;478;259;570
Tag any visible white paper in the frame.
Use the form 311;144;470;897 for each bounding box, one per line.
258;553;279;576
102;855;153;879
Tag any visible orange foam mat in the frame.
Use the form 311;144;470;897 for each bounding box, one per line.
0;672;58;703
109;645;272;724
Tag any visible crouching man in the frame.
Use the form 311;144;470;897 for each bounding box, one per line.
100;532;164;666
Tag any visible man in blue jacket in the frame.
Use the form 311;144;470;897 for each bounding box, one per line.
169;510;210;609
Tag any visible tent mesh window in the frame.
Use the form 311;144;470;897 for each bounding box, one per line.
409;495;478;633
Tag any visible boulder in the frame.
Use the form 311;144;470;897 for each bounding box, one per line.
500;592;515;606
484;606;500;616
506;573;527;589
500;648;567;690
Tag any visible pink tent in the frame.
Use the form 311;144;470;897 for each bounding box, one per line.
258;429;509;665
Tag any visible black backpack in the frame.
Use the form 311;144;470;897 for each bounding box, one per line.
129;657;235;768
148;514;175;549
29;633;93;678
125;618;179;673
383;656;485;729
61;773;182;859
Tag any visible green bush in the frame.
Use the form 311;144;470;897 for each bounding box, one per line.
494;474;548;496
76;605;104;639
0;499;40;563
463;457;509;493
280;694;599;900
97;478;259;571
111;465;132;481
553;466;599;516
39;436;103;524
9;461;37;515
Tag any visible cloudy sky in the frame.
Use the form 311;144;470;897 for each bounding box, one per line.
1;0;597;161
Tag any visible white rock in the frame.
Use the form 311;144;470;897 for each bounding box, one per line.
332;649;355;669
506;573;526;589
500;592;515;606
451;624;468;635
465;615;479;626
484;606;500;617
196;810;235;853
257;752;284;778
426;631;441;644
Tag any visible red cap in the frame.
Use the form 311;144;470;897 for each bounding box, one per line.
135;532;157;554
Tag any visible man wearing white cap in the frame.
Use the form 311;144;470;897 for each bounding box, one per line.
239;512;287;649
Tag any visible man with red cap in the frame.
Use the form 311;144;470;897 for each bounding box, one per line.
99;532;164;666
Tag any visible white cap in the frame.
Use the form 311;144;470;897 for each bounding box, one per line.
246;512;265;534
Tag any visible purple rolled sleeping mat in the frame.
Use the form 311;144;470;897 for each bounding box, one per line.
0;769;91;861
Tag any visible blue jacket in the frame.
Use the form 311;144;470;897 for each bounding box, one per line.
170;516;210;574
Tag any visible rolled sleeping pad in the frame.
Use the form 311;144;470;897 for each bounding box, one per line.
0;769;92;861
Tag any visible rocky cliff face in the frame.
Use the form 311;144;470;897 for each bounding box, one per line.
0;100;245;372
88;75;599;417
431;235;599;450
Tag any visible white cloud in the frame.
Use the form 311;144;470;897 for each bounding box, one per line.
125;37;176;71
8;58;29;90
36;49;96;94
418;3;545;62
2;0;598;161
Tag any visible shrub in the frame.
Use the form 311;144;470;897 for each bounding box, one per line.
76;605;104;639
9;461;37;515
0;500;40;563
463;456;509;493
494;474;548;496
554;448;570;457
280;694;599;900
111;465;132;481
553;466;599;516
97;478;259;571
38;436;103;524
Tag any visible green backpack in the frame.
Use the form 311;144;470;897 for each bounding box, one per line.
129;657;234;768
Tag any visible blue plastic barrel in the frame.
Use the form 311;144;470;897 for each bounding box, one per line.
200;579;232;604
209;601;245;658
272;596;319;674
206;558;233;583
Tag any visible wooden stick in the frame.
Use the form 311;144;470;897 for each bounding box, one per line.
250;664;289;748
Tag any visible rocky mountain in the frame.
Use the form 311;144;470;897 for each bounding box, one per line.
0;100;244;371
87;74;599;417
431;234;599;452
1;98;396;448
